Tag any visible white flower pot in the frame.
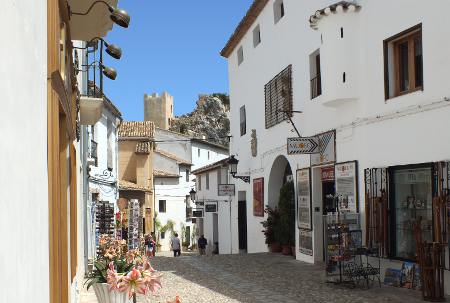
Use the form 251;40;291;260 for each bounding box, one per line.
93;283;130;303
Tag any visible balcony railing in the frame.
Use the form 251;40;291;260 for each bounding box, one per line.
310;74;322;99
90;140;98;166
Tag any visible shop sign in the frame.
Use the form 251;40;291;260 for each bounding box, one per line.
335;161;359;213
321;166;335;181
297;168;312;230
192;210;204;218
299;230;313;256
287;137;320;155
218;184;235;196
205;203;217;213
311;130;336;166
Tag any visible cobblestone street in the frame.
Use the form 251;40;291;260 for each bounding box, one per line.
81;252;428;303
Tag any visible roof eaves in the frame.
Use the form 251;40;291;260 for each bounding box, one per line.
220;0;269;58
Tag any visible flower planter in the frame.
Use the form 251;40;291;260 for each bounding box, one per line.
93;283;130;303
281;245;292;255
270;243;282;253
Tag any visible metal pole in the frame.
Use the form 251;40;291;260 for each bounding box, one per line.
229;196;232;254
100;40;104;95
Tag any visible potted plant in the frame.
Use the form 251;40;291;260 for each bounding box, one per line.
261;206;282;252
86;235;163;303
277;182;295;256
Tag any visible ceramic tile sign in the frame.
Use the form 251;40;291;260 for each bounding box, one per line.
253;178;264;217
311;130;336;166
297;168;312;230
218;184;235;196
335;161;359;213
299;230;313;256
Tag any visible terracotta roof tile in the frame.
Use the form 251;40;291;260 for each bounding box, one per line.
309;1;360;29
153;169;181;178
119;121;154;139
118;180;152;193
135;141;152;154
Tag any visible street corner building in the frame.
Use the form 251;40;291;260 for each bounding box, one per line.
219;0;450;298
118;121;156;240
0;0;131;302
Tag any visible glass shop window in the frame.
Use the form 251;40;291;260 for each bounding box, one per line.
392;166;433;260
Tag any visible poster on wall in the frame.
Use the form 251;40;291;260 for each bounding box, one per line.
310;130;336;166
335;161;359;213
253;178;264;217
299;230;313;256
297;168;312;230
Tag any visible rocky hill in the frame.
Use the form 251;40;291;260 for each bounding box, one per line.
170;94;230;146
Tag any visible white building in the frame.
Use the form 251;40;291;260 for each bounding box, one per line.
153;127;229;251
1;0;123;302
83;89;122;262
222;0;450;293
192;158;246;255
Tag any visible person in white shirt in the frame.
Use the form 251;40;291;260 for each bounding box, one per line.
170;233;181;257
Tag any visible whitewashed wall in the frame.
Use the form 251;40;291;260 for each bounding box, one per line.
0;1;48;303
196;167;239;254
226;0;450;263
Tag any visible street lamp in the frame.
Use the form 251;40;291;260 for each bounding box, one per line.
71;0;131;28
228;155;250;183
79;61;117;80
74;38;122;60
189;188;197;202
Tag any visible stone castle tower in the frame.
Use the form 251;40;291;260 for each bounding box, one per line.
143;92;174;130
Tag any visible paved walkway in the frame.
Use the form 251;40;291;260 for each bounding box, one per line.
80;252;429;303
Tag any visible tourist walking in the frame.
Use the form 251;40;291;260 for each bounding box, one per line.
198;235;207;255
145;234;156;260
171;233;181;257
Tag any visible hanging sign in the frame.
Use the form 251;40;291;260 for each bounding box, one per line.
321;166;335;181
218;184;235;196
297;168;312;230
287;137;320;155
299;230;313;256
335;161;359;213
192;210;204;218
205;203;218;213
311;130;336;166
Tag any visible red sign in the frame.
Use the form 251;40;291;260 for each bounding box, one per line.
321;166;335;181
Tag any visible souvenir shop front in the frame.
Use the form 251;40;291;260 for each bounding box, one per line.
296;141;449;299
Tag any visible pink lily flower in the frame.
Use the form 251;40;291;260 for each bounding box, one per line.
144;274;162;294
118;268;147;299
106;262;119;291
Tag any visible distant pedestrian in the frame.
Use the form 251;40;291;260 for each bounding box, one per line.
145;234;156;260
171;233;181;257
198;235;207;255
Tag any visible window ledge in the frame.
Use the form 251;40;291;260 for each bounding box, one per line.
385;88;424;103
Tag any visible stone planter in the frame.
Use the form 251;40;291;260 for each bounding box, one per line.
93;283;130;303
269;243;282;253
281;245;292;255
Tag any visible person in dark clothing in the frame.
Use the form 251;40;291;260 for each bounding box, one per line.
198;235;207;255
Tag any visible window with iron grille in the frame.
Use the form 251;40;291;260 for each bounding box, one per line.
240;105;246;136
265;65;293;129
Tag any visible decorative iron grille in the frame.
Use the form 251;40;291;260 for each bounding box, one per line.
265;65;293;129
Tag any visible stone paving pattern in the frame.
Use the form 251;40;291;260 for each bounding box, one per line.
81;252;429;303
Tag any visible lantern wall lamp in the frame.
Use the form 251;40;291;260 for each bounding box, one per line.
74;37;122;60
228;155;250;183
71;0;131;28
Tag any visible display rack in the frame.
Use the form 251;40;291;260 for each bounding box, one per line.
128;199;140;249
324;212;361;284
96;201;115;236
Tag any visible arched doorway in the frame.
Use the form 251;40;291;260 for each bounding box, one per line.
268;155;293;208
268;155;295;251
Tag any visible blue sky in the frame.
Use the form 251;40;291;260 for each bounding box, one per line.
101;0;253;120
